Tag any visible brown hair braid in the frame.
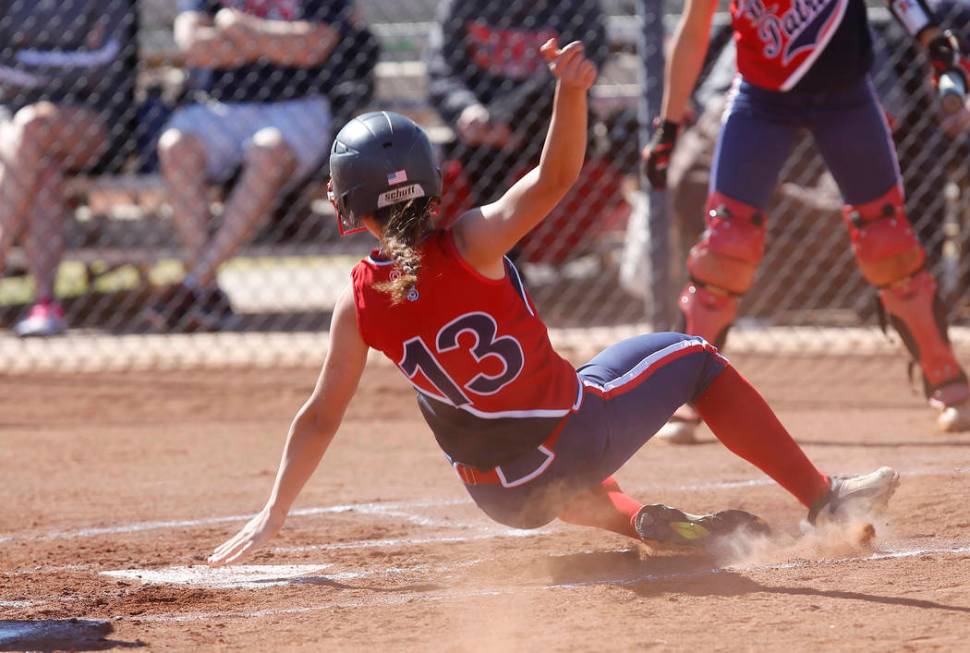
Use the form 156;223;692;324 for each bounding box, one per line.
373;197;436;304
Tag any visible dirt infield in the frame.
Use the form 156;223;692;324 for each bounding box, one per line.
3;354;970;651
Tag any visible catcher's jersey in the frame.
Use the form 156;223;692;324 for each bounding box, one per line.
351;230;581;468
731;0;872;92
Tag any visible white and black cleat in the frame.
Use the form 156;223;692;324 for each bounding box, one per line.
808;467;900;526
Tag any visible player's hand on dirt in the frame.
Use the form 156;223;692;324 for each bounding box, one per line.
541;39;597;91
641;119;680;190
208;506;286;567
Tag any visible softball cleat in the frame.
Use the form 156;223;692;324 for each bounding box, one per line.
633;504;770;549
808;466;899;526
937;400;970;433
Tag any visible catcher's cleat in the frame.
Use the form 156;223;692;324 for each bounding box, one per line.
634;504;770;549
938;400;970;433
808;467;900;526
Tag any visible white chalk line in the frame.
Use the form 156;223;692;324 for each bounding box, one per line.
4;465;970;547
122;541;970;623
0;497;469;544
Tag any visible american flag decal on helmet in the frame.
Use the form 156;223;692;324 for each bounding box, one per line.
387;169;408;185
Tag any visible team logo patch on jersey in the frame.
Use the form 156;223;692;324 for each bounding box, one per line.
387;169;409;185
378;183;425;208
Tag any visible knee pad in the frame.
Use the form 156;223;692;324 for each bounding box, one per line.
678;282;738;349
687;192;767;296
880;270;970;406
843;186;926;287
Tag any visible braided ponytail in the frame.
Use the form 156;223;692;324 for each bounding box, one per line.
373;197;436;304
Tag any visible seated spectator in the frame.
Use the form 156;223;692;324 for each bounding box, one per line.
427;0;619;264
0;0;137;337
147;0;378;331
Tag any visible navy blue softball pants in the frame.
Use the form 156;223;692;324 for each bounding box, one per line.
464;332;727;528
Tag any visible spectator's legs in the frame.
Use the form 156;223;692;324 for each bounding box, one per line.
158;129;211;271
188;128;296;288
23;162;67;303
0;107;51;272
0;104;106;336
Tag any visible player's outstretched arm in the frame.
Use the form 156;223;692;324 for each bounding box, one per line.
453;38;597;274
207;286;369;566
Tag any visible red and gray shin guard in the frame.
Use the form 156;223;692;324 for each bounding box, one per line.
844;186;970;431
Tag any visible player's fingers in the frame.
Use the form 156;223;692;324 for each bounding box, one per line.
554;47;583;80
561;49;584;74
209;528;252;561
540;37;560;61
579;61;597;85
209;539;238;561
558;40;585;58
211;529;248;557
209;535;251;566
223;539;257;566
208;540;240;565
558;44;584;68
207;547;233;566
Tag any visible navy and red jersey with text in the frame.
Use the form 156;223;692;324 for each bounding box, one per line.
351;231;581;469
731;0;873;92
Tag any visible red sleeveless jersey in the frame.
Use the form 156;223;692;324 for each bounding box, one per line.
351;231;581;468
731;0;850;91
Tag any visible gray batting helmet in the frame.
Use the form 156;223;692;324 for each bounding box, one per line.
328;111;442;235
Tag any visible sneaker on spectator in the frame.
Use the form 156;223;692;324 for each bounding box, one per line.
143;283;234;333
14;300;68;338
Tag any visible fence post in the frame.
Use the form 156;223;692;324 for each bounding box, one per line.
636;0;672;329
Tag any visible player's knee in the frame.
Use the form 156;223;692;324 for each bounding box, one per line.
158;129;207;176
686;192;767;295
844;185;925;287
245;129;297;179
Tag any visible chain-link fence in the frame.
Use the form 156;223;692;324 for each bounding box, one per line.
0;1;968;372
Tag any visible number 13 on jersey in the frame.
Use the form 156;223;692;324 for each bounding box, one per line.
399;312;524;406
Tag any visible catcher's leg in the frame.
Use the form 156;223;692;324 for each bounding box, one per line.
812;78;970;432
664;85;796;443
660;192;770;443
843;185;970;430
678;191;767;347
